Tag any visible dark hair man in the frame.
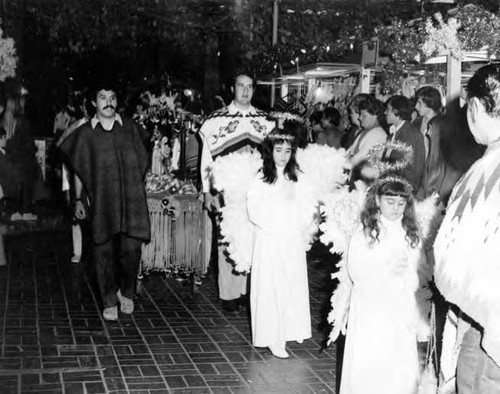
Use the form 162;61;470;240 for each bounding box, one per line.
316;107;342;148
434;63;500;393
384;95;425;190
199;70;275;312
414;86;461;203
61;81;150;321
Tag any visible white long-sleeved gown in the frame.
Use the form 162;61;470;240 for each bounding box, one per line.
247;173;316;348
340;217;423;394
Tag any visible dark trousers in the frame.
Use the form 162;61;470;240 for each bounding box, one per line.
93;234;142;308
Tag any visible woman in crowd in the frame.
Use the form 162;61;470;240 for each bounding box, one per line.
0;79;40;214
347;96;387;180
341;93;371;150
339;174;426;394
247;125;316;359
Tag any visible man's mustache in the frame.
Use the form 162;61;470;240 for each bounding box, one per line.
104;105;116;110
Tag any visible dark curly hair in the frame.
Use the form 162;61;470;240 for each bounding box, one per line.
261;127;300;184
467;63;500;117
361;174;420;248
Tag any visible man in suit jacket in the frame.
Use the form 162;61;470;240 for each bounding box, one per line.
413;87;462;204
384;95;425;191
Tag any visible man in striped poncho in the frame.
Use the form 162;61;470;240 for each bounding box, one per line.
199;71;275;312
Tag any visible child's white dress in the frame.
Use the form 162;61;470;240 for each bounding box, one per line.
247;173;316;348
340;216;423;394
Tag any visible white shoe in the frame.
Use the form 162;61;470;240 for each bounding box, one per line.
22;213;37;221
9;212;23;221
117;289;134;314
103;306;118;321
71;254;81;263
269;344;289;359
296;339;304;344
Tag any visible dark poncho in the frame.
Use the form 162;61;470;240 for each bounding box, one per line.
61;117;150;244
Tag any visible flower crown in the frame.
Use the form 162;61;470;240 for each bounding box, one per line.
266;133;295;141
269;111;303;128
373;174;413;194
367;141;414;174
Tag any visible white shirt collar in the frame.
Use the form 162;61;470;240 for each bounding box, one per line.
228;101;256;115
389;120;405;136
91;113;123;130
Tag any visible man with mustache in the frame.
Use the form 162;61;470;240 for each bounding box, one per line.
60;82;150;321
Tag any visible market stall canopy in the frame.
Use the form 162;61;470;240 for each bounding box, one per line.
404;49;497;85
257;62;362;86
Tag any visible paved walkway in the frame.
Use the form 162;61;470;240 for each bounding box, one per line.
0;230;338;394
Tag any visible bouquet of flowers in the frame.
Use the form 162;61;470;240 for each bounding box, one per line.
144;171;197;195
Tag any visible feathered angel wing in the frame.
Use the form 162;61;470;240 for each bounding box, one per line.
295;144;351;249
319;181;366;256
296;145;350;203
327;256;353;345
414;195;445;243
210;151;263;273
320;181;367;346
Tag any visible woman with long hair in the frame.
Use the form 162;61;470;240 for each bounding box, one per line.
339;173;425;394
1;79;39;213
247;126;317;359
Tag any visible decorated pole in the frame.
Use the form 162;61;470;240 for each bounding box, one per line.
270;0;279;108
446;53;461;113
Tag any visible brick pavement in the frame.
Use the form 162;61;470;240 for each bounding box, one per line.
0;231;338;394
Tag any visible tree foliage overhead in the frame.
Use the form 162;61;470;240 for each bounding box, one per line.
240;0;421;75
1;0;499;132
28;0;245;90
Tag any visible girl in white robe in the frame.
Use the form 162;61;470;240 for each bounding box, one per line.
340;174;425;394
247;127;317;359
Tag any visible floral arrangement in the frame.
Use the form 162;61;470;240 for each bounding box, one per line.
453;4;500;55
0;27;17;82
422;13;463;60
133;91;178;137
144;171;197;195
134;90;204;141
134;88;205;192
376;4;500;94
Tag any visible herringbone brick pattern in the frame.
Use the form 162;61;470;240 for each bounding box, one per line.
0;232;338;393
